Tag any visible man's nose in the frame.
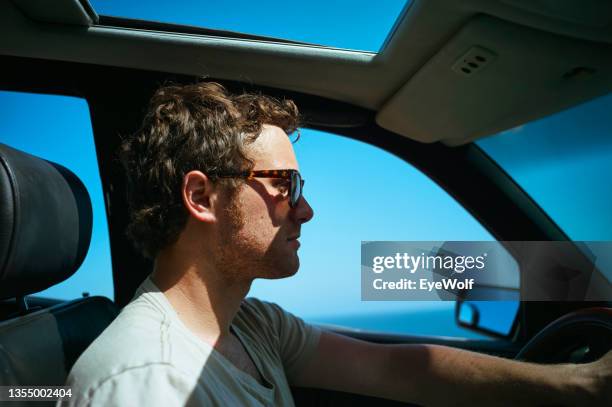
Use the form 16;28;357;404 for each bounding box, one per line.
292;195;314;224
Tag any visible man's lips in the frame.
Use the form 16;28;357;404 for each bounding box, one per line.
287;235;301;248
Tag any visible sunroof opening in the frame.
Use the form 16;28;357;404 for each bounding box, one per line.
89;0;410;52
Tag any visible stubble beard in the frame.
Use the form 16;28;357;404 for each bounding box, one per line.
214;191;299;283
214;193;250;285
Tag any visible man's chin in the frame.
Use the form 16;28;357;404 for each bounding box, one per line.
260;258;300;280
264;267;299;280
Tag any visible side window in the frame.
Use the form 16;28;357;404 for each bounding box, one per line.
249;129;518;339
0;91;113;300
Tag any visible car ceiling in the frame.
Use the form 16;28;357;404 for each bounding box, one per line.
3;0;612;145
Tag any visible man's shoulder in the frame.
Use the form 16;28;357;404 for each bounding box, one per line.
239;297;283;318
239;297;305;326
236;297;284;332
66;295;188;393
62;360;203;406
235;297;308;341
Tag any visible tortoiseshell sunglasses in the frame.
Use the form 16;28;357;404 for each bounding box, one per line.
212;169;304;208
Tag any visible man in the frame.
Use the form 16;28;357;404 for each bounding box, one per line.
63;82;611;406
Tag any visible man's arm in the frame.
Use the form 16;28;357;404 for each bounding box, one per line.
291;331;610;406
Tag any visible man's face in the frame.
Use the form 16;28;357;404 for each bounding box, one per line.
215;124;314;281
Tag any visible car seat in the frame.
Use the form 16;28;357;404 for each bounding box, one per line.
0;143;119;389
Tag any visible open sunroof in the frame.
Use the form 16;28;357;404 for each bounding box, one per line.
89;0;410;52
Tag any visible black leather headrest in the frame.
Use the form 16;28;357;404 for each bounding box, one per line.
0;143;92;298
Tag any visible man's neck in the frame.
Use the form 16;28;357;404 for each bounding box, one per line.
150;247;251;344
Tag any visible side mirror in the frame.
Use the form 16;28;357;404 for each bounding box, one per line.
456;300;520;337
457;302;480;327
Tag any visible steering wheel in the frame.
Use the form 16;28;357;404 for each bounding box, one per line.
515;307;612;364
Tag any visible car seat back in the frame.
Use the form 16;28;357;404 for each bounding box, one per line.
0;143;118;390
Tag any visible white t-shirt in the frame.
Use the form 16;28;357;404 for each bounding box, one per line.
60;276;321;406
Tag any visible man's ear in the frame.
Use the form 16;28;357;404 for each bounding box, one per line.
182;171;218;223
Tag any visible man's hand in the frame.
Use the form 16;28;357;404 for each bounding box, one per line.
292;331;612;406
582;350;612;405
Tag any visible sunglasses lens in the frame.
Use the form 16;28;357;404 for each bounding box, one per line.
290;171;301;207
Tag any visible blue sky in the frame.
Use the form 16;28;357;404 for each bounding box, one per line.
1;2;611;338
89;0;410;52
478;93;612;242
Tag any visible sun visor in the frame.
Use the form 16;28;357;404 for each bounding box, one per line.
10;0;98;26
376;15;612;145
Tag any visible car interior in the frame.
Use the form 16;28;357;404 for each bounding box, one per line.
1;0;612;405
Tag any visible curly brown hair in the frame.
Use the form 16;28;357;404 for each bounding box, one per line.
119;81;300;259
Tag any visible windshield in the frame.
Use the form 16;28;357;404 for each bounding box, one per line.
477;92;612;282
